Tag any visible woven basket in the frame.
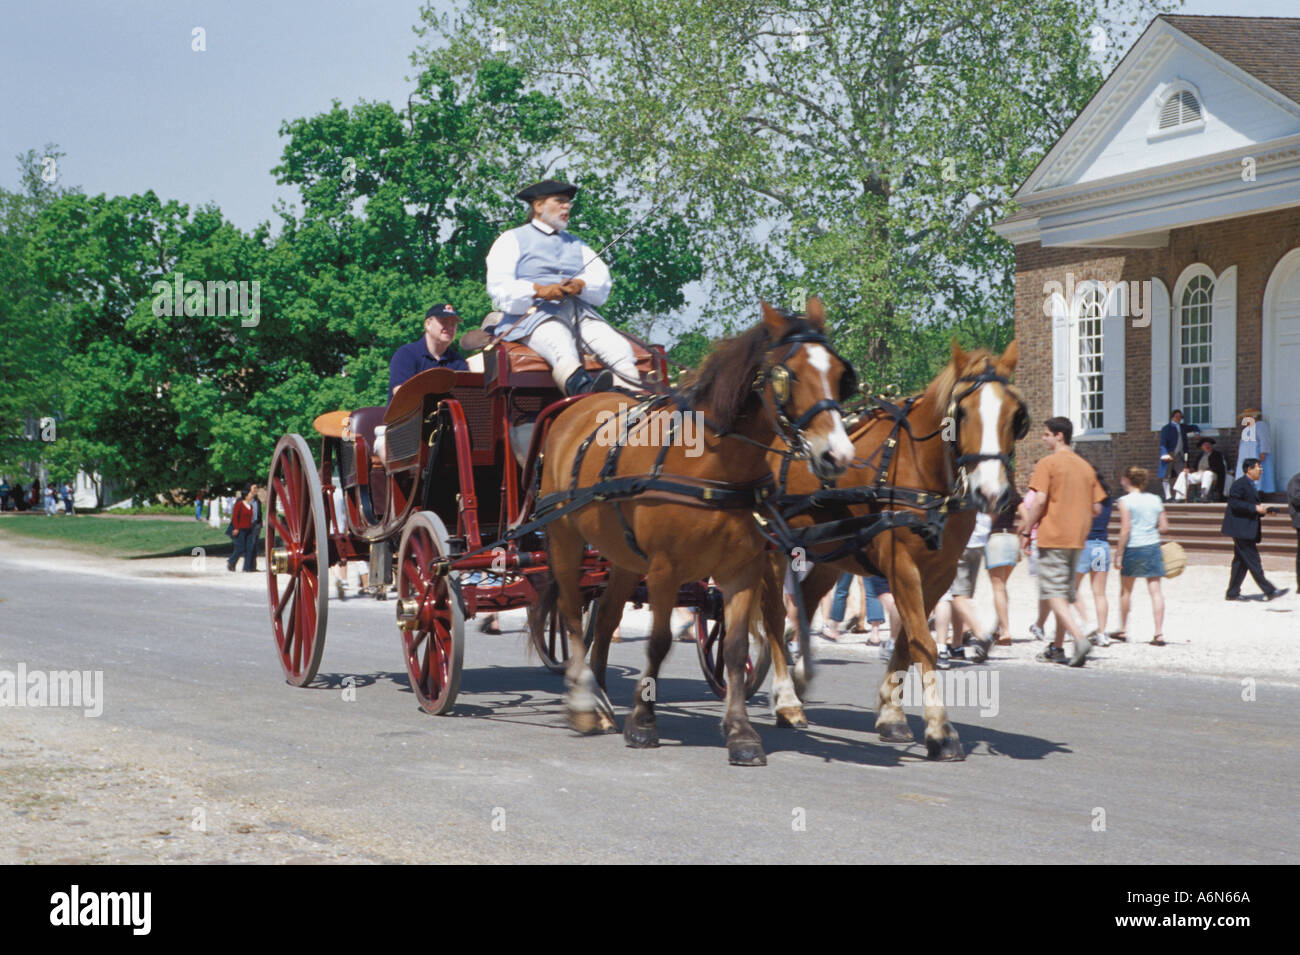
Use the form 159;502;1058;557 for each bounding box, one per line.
1161;540;1187;579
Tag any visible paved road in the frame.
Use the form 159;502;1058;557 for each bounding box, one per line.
2;558;1295;864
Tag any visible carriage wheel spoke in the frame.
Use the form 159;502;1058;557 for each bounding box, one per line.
269;513;292;549
275;576;298;620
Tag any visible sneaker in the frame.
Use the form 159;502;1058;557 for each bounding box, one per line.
878;638;894;661
1068;633;1095;667
1093;630;1111;647
967;635;992;664
937;646;952;669
1029;624;1045;641
1037;645;1067;664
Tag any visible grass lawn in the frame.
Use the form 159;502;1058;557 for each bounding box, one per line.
0;516;240;559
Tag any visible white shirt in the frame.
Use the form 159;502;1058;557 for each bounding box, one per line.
484;220;612;315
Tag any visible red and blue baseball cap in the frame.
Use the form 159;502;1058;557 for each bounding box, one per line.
425;303;460;321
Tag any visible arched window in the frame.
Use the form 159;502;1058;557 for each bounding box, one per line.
1177;274;1213;426
1073;286;1105;434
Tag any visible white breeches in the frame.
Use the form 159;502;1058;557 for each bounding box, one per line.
524;312;640;391
1173;470;1216;498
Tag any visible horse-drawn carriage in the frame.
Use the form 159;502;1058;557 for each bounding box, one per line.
265;293;1027;765
264;335;771;716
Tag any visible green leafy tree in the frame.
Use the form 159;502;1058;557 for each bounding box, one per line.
16;61;701;501
421;0;1176;389
0;147;75;480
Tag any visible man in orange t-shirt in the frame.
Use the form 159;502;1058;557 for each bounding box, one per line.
1020;417;1105;666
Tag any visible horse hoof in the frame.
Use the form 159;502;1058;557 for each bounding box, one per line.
624;723;659;749
596;713;619;734
877;722;915;743
926;736;966;761
727;740;767;766
775;708;808;729
568;710;604;736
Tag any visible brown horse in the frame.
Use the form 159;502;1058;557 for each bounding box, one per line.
536;300;855;765
762;341;1025;759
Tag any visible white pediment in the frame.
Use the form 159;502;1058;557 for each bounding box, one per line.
1021;20;1300;196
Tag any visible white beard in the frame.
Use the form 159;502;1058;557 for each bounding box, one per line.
538;210;568;231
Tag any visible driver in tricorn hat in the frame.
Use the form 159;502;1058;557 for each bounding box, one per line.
485;178;640;395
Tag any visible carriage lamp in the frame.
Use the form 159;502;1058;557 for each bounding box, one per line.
396;598;420;630
270;548;290;574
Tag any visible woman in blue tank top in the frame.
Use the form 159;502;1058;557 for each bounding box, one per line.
1114;465;1170;645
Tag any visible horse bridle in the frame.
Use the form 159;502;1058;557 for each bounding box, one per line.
755;323;859;460
941;362;1029;497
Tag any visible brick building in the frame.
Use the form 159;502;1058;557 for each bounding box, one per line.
993;15;1300;496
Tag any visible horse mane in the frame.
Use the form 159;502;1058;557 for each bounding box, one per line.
683;317;811;432
851;346;1007;437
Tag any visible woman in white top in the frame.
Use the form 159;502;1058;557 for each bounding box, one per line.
1114;466;1170;646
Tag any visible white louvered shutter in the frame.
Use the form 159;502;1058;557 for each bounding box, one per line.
1210;266;1237;429
1102;284;1127;433
1051;293;1069;418
1149;277;1171;430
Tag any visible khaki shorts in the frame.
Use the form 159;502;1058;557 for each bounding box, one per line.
951;546;984;597
1037;547;1081;600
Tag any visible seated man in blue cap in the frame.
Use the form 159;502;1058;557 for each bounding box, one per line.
388;303;470;401
485;179;640;395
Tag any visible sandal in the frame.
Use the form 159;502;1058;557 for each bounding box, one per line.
1149;635;1166;646
478;618;502;635
1107;630;1128;643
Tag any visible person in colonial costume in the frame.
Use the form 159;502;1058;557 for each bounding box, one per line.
1234;407;1275;494
485;179;639;395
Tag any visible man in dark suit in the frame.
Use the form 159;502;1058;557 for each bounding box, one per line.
1222;459;1288;601
1159;409;1200;501
1287;470;1300;592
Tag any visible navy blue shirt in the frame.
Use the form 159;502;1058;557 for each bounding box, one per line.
388;338;468;400
1087;498;1114;541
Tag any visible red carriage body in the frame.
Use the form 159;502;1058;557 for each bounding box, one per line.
265;338;770;714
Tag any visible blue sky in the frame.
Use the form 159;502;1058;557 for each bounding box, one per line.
6;1;1297;232
1;0;442;229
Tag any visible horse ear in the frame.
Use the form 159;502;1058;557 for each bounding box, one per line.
804;296;825;327
950;338;967;368
1000;339;1020;372
761;300;787;337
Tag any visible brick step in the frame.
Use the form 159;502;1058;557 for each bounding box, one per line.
1102;503;1295;558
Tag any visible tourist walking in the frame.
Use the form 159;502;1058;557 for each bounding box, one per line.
977;417;1104;666
1288;470;1300;592
1073;466;1114;642
1113;467;1168;645
227;484;254;572
1222;459;1287;602
984;486;1022;645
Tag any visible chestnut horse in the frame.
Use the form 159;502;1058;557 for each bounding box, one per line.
535;300;855;766
761;341;1025;759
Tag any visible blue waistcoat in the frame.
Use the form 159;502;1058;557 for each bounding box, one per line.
499;224;602;342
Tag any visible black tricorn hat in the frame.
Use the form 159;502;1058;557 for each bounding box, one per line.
515;179;578;202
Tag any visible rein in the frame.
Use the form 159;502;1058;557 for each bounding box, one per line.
758;359;1026;569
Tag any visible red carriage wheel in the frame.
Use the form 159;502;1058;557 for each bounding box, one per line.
694;587;772;701
266;434;329;686
395;511;464;714
533;594;596;674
